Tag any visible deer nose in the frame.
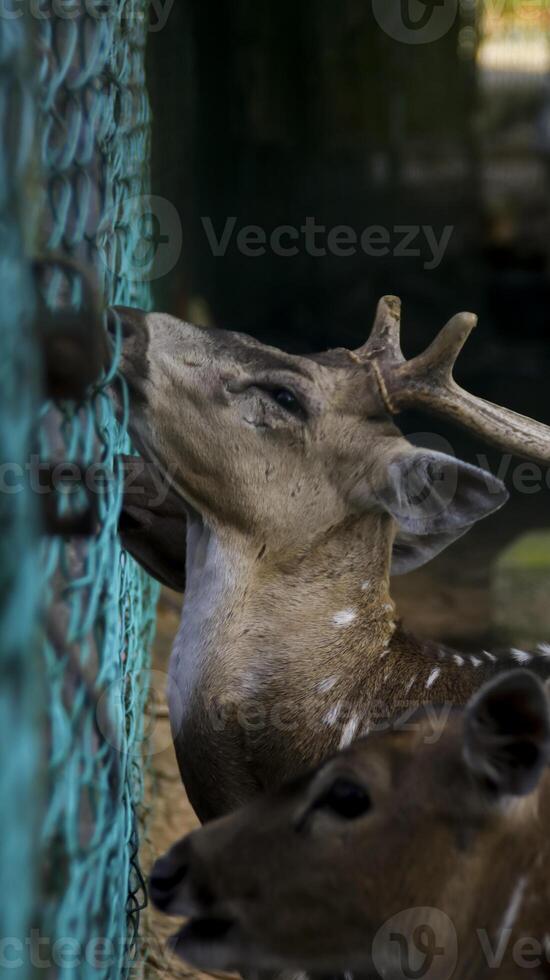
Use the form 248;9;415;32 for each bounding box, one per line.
149;855;193;914
149;838;217;916
107;306;147;343
149;854;190;912
106;307;150;393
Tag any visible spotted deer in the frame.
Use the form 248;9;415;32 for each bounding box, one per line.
149;669;550;980
113;297;550;822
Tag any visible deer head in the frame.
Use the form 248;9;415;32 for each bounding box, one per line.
149;670;550;975
111;297;550;577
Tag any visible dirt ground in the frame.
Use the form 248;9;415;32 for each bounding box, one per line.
139;590;239;980
139;589;212;980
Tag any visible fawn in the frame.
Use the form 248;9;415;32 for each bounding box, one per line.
150;669;550;980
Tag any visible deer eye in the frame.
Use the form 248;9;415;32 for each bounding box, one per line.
315;778;372;820
268;387;304;417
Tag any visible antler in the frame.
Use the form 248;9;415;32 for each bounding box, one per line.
356;296;550;465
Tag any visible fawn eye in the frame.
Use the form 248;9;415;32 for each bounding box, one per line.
269;387;304;417
316;778;372;820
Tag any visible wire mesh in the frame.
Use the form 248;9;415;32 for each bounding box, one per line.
0;7;42;980
0;2;159;978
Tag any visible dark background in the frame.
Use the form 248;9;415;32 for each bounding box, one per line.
145;0;550;642
147;1;550;354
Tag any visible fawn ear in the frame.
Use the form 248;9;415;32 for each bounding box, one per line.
118;456;187;592
464;670;550;798
374;449;508;574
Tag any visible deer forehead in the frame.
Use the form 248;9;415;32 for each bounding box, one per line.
143;314;308;374
339;721;468;794
338;727;432;779
139;313;390;418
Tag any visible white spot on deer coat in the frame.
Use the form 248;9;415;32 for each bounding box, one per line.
470;656;482;668
484;650;496;662
361;580;371;591
318;676;338;694
511;649;532;664
340;716;360;749
426;668;441;689
333;609;357;627
404;674;417;695
324;702;343;726
538;643;550;658
497;875;528;940
453;655;465;667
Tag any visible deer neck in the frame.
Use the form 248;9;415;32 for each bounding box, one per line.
177;509;397;670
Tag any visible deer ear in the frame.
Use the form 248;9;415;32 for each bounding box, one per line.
464;670;550;798
375;450;508;575
118;456;187;592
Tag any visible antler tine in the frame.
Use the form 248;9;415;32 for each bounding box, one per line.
366;301;550;465
412;312;478;380
356;295;404;361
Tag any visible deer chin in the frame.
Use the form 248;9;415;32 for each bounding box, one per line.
168;915;264;973
123;406;199;516
169;917;372;975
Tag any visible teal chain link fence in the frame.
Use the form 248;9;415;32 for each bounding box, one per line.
1;2;160;978
0;9;42;980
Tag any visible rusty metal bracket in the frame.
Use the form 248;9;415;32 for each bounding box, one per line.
33;255;111;401
38;460;100;538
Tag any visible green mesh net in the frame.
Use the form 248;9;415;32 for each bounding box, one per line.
1;3;159;978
